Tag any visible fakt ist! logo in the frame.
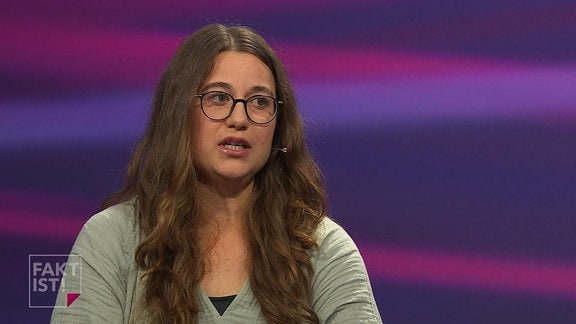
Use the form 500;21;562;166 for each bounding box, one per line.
29;254;82;308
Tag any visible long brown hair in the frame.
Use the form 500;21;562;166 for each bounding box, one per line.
103;23;326;323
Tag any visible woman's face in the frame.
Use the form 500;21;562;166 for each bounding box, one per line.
192;51;277;188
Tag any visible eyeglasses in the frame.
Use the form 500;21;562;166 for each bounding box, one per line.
196;91;282;124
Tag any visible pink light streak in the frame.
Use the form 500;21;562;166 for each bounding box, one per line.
1;17;184;86
0;211;84;240
361;244;576;300
0;190;91;240
1;17;529;88
278;43;522;81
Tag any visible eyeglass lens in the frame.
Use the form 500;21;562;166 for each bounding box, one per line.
200;91;278;124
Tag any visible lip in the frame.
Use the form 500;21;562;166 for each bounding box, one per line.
218;136;251;157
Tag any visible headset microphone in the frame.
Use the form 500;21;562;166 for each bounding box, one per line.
272;147;288;153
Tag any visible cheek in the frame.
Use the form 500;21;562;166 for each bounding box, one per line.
191;115;211;154
261;123;277;146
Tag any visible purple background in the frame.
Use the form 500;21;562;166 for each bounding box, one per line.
2;1;576;322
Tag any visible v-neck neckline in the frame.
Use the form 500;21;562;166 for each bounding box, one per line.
199;280;250;317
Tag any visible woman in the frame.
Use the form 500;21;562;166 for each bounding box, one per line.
51;23;382;323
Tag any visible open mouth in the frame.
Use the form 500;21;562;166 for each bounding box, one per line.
220;137;251;151
222;142;247;150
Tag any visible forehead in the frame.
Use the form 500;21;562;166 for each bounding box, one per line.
202;51;275;93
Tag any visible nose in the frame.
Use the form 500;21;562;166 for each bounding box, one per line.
225;100;249;129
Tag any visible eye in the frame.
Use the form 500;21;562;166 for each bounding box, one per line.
249;96;272;109
206;92;231;105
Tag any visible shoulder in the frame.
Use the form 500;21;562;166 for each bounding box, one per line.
314;217;357;254
311;217;365;277
311;217;383;323
50;200;143;323
72;200;140;262
82;200;138;234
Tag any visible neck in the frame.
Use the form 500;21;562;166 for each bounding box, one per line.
197;180;254;231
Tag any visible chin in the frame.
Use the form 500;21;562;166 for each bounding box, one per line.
217;170;255;182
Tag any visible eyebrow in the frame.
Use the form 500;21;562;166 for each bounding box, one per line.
200;82;275;96
200;82;231;93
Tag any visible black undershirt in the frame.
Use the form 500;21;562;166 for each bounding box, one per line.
209;295;236;315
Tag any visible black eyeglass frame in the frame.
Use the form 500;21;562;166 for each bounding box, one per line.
195;91;282;125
